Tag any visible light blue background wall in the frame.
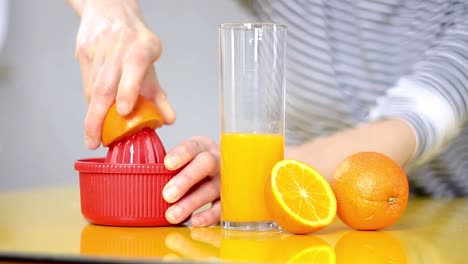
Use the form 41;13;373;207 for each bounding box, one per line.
0;0;256;189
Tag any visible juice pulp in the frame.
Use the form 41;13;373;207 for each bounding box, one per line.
220;133;284;222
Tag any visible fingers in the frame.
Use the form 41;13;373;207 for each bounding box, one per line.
164;137;218;170
84;55;121;149
140;68;176;125
163;137;220;225
165;177;220;225
75;22;100;104
190;200;221;227
116;37;162;116
77;51;92;103
138;65;158;102
163;149;219;203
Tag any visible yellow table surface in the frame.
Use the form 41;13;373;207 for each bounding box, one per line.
0;185;467;263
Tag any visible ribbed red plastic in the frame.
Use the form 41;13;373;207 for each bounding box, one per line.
105;128;166;164
75;158;179;227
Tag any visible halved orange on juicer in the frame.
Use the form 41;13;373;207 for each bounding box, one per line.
101;95;164;147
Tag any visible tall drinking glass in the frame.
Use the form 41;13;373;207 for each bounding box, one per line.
219;23;287;231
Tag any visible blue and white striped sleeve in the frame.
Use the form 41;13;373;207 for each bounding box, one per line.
367;7;468;168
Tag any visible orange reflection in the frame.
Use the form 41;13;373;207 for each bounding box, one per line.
279;235;336;263
335;231;407;264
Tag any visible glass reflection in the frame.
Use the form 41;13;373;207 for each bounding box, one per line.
80;225;337;263
220;230;335;263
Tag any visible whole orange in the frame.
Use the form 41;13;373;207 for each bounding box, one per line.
101;95;164;147
331;152;409;230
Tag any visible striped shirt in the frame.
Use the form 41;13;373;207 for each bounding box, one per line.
252;0;468;197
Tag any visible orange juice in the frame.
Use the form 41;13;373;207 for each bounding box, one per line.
220;133;284;222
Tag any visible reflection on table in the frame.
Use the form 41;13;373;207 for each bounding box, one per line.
81;225;335;262
0;186;467;263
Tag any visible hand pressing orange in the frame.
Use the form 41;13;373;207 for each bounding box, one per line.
101;95;164;147
71;0;175;149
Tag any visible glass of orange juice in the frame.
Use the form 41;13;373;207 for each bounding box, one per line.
219;23;287;231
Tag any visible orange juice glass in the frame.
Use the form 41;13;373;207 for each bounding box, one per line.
219;23;287;231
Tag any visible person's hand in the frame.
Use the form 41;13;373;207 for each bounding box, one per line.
73;0;175;149
162;136;221;227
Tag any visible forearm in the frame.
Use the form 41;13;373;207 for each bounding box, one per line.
366;9;468;167
285;118;416;181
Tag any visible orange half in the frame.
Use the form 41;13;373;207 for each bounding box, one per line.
101;95;164;147
266;159;337;234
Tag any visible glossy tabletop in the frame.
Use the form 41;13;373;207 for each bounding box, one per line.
0;185;467;263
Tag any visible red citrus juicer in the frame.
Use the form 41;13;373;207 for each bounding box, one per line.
74;128;180;227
